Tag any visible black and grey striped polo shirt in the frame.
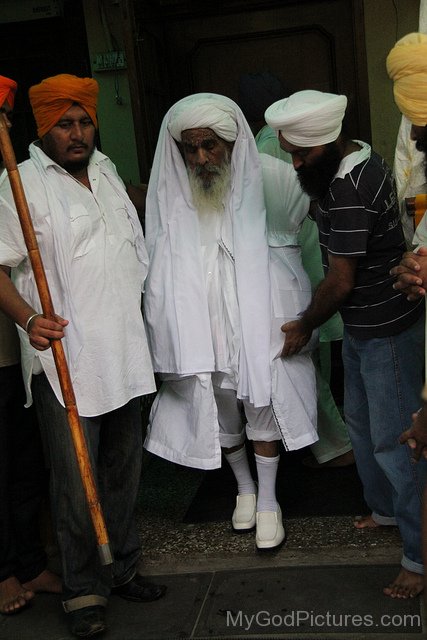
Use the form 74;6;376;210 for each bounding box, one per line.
316;149;424;338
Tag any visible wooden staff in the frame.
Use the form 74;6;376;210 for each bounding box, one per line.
0;112;112;566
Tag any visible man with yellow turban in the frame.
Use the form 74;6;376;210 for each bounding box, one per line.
0;74;62;616
265;89;426;599
388;36;427;603
386;31;427;249
387;32;427;136
388;34;427;442
0;74;166;637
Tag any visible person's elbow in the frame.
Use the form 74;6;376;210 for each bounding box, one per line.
328;256;357;302
335;277;354;302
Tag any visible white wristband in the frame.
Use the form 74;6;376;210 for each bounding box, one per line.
25;312;40;334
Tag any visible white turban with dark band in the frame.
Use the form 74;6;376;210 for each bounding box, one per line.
264;89;348;147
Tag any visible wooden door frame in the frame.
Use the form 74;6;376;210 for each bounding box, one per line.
122;0;370;181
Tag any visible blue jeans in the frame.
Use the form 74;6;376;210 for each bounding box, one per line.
342;314;426;574
32;373;143;610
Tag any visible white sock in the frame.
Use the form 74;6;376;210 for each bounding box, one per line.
255;453;280;512
224;446;257;495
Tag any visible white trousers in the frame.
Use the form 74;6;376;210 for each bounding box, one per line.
213;385;280;448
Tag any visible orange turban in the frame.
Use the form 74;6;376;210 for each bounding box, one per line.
29;73;99;138
0;75;17;109
387;33;427;126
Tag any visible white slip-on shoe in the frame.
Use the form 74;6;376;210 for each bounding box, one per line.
232;493;257;531
255;505;285;550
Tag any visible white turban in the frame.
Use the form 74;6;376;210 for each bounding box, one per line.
168;94;238;142
265;89;348;147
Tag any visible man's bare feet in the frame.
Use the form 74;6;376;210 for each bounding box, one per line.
303;450;355;469
22;569;62;594
353;514;380;529
0;576;34;615
383;568;424;599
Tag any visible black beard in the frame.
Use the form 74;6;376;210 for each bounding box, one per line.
413;128;427;180
296;142;343;201
420;149;427;182
415;132;427;154
62;157;90;175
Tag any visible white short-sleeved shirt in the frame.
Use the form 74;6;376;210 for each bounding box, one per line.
0;144;155;416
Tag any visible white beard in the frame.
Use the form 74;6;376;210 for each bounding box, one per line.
187;158;231;214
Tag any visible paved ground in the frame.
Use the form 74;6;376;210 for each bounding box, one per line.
1;548;425;639
1;453;426;639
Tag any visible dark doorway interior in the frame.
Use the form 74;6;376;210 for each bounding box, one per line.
133;0;370;181
0;0;91;162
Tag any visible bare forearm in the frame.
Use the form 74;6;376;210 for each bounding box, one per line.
0;266;37;328
0;265;68;350
281;255;356;357
302;275;351;330
281;269;353;357
126;183;147;229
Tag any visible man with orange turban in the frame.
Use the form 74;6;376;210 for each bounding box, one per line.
0;75;16;114
0;74;62;616
0;74;166;638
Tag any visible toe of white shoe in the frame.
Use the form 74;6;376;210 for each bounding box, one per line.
255;507;285;549
232;494;257;531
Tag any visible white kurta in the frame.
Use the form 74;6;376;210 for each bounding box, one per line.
260;153;318;450
198;207;240;384
0;143;156;416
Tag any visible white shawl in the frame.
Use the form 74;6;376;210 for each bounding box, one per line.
144;93;272;407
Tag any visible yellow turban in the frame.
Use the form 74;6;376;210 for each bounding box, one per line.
0;75;17;109
386;32;427;126
29;73;99;138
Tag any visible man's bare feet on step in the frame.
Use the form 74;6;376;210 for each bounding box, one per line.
353;514;381;529
0;576;34;614
383;568;424;599
22;569;62;594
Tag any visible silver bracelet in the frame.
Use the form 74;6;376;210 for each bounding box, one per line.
25;312;40;334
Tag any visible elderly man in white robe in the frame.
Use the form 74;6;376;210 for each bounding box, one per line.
143;93;318;550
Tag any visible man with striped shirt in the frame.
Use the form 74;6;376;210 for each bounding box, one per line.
264;90;426;599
